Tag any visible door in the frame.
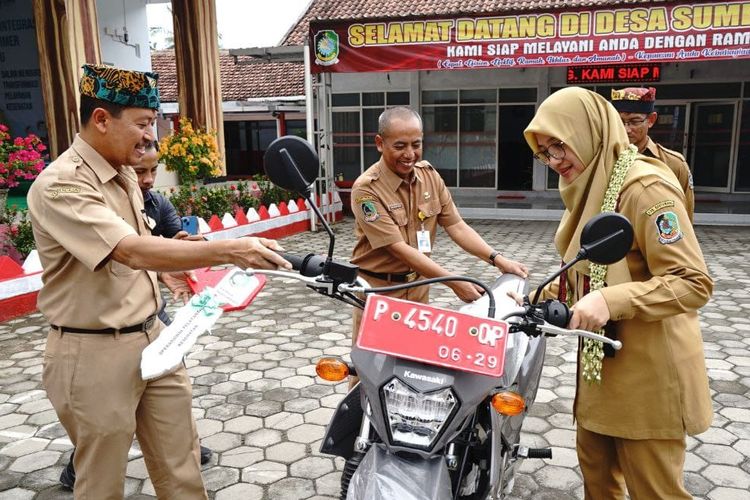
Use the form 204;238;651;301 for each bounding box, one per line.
690;102;736;192
651;104;687;155
497;105;535;190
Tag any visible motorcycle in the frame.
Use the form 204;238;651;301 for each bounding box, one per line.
256;136;633;500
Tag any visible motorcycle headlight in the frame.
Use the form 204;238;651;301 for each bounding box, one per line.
382;377;458;450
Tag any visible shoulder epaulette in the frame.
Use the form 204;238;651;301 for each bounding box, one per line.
657;144;686;163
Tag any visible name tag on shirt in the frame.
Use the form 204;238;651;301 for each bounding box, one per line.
417;230;432;253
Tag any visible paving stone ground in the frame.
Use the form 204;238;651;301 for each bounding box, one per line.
1;219;749;499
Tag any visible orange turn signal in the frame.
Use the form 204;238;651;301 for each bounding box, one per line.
316;357;350;382
491;391;526;416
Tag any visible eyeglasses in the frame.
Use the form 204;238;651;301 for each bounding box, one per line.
622;117;648;128
533;141;566;165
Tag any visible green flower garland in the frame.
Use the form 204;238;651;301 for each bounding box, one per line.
581;144;638;383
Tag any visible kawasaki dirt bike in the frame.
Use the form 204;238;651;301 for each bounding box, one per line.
260;136;633;500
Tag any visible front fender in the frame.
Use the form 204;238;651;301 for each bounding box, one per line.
319;384;363;460
347;445;452;500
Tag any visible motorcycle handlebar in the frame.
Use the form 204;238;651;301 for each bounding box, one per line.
275;252;326;277
501;299;621;351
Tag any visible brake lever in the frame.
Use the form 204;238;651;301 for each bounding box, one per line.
537;323;622;350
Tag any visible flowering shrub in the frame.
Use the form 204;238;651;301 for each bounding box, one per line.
0;124;46;189
158;117;221;184
1;207;34;260
251;174;297;207
166;180;262;221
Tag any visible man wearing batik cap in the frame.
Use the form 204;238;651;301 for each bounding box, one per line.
28;64;291;499
611;87;695;220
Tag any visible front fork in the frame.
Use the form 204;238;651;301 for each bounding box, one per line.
341;402;373;499
354;402;373;453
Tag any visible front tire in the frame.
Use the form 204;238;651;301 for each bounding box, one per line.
340;449;366;499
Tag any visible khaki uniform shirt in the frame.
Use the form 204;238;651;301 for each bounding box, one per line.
349;159;462;342
643;138;695;221
28;135;161;329
561;175;712;439
350;159;462;274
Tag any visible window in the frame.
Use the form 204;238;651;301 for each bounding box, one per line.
423;106;458;186
422;89;497;188
734;100;750;191
330;91;410;181
223;120;276;177
332;111;361;182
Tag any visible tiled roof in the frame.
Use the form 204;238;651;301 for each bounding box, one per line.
150;50;305;103
283;0;657;45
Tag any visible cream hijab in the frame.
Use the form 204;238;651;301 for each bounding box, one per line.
524;87;679;284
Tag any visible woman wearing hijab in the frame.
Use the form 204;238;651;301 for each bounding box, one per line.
523;87;713;499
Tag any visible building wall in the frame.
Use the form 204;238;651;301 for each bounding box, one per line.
327;60;750;195
96;0;152;72
0;1;45;138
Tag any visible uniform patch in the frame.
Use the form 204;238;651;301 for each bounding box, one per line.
645;199;675;216
48;186;81;198
387;202;403;210
355;195;375;204
361;201;379;222
655;211;682;244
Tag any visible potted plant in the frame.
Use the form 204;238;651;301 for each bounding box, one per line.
158;117;222;185
0;124;46;217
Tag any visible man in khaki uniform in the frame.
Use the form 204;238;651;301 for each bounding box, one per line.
28;64;290;500
611;87;695;221
349;107;527;381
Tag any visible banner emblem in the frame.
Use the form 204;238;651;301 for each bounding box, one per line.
314;30;339;66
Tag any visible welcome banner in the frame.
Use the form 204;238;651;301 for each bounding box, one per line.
308;1;750;73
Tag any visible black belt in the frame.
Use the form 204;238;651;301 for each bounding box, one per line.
51;315;157;335
359;268;419;283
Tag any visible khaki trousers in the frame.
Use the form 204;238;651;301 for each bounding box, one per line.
577;424;691;500
43;326;206;500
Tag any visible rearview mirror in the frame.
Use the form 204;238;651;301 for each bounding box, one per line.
263;136;319;194
531;212;633;304
579;212;633;265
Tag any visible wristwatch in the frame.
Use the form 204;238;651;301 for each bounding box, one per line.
488;250;501;265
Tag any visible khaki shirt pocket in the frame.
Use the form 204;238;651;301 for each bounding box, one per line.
388;207;409;227
417;201;441;226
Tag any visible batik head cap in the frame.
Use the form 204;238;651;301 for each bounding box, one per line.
79;64;160;110
610;87;656;114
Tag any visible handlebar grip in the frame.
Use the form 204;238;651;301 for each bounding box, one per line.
275;252;326;277
542;300;571;328
276;252;306;271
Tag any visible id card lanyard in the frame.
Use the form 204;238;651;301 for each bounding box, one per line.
417;210;431;253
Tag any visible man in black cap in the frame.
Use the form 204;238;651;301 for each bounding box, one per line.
28;64;290;499
611;87;695;220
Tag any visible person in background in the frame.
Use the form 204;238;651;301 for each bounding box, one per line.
349;106;527;386
524;87;712;499
29;64;290;499
610;86;695;221
58;141;212;490
137;140;182;238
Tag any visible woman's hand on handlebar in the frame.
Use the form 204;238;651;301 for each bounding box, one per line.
569;290;610;331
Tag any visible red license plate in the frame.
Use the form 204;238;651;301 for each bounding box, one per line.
357;295;509;377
